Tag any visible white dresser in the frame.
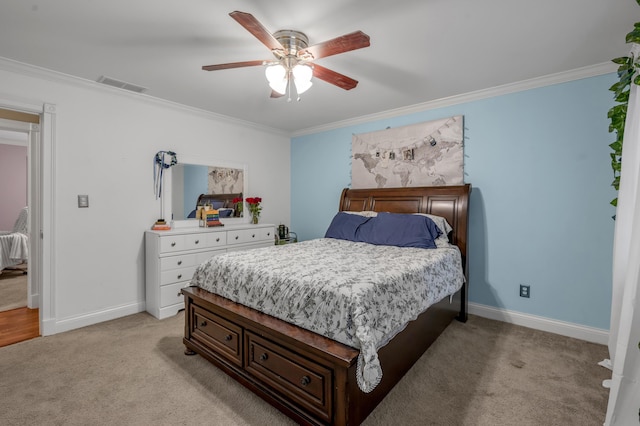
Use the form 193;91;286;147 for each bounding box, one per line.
145;223;275;319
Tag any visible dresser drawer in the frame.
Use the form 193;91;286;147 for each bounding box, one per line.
162;233;227;253
160;282;189;308
255;227;275;241
161;254;198;271
245;332;332;422
184;233;207;250
160;235;186;253
161;266;197;286
206;232;227;248
192;305;243;367
227;227;274;245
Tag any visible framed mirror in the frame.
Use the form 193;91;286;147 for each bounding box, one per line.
166;156;249;228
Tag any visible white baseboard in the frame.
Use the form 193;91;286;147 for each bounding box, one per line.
468;302;609;345
44;302;146;336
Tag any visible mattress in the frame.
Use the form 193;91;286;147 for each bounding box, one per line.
190;237;464;392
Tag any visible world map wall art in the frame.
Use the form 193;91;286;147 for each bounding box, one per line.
351;115;464;188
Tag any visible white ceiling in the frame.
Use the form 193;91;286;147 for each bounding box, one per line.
0;0;637;133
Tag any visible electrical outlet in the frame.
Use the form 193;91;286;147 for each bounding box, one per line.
520;284;530;298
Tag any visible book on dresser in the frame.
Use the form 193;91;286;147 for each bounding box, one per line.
145;223;275;319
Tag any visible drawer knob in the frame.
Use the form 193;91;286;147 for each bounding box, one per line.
171;242;176;247
251;234;255;238
225;334;232;341
177;274;182;279
216;237;220;242
177;260;182;265
195;239;200;244
300;376;311;387
260;353;268;361
200;320;207;327
235;236;239;240
267;232;271;236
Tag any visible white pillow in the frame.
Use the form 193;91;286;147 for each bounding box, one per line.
413;213;453;248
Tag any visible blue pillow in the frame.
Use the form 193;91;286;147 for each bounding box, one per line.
218;208;233;218
325;212;372;241
357;212;441;249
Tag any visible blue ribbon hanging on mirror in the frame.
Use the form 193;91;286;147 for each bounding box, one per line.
154;151;177;200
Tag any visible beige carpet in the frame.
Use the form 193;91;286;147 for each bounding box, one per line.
0;267;27;312
0;312;609;425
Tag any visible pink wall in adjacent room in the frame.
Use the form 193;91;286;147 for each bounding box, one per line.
0;143;28;230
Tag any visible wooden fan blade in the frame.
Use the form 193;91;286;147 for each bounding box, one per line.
229;11;284;52
301;31;370;60
312;64;359;90
202;60;265;71
270;90;285;98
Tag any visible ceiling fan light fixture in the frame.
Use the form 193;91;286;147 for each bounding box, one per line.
265;64;287;94
292;64;313;94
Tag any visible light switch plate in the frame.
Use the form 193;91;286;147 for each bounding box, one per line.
78;194;89;208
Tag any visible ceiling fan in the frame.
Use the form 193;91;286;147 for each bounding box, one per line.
202;11;370;101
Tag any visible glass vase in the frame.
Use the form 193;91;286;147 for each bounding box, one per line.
252;214;259;224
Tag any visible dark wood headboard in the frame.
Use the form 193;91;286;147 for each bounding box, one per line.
339;184;472;266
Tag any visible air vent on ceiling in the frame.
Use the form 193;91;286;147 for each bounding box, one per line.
96;76;148;93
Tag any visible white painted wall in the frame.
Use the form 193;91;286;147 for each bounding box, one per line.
0;62;290;332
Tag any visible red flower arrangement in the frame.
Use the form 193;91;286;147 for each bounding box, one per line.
232;197;243;216
246;197;262;223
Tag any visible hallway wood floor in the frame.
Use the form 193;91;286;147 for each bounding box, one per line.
0;307;39;347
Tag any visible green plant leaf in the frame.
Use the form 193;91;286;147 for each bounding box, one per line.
613;161;622;172
612;56;630;65
610;80;626;92
627;24;640;44
611;198;618;207
615;90;630;103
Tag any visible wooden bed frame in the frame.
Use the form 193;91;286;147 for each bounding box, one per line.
182;184;471;425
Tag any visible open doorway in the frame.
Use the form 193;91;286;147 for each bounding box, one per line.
0;110;41;346
0;132;29;311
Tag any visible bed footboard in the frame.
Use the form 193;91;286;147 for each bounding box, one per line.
182;285;462;426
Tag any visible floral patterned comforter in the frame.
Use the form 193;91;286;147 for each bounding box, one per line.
190;238;464;393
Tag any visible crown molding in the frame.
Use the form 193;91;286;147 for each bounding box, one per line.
0;57;617;140
0;57;289;138
291;62;618;137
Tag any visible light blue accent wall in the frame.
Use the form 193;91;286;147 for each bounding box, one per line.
183;164;208;215
291;74;617;330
